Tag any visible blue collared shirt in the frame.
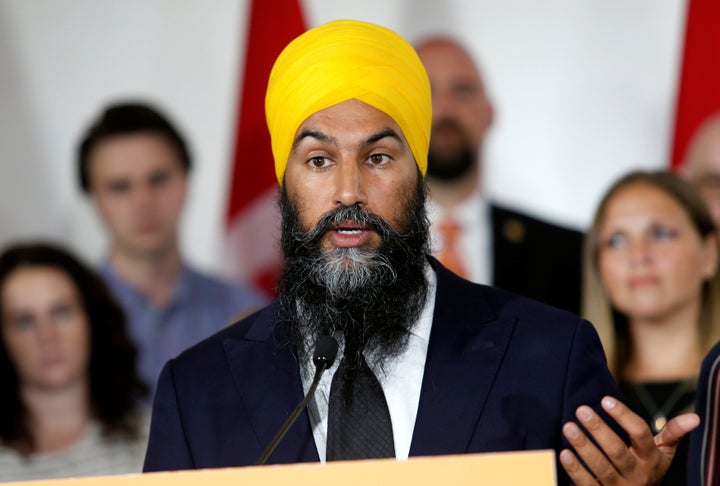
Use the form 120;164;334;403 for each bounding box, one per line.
100;262;268;404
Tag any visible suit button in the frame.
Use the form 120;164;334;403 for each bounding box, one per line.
503;218;526;244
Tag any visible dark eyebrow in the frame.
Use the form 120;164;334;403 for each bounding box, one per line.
292;130;334;150
366;129;402;146
291;128;403;151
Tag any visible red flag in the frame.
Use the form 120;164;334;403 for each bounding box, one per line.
225;0;306;296
669;0;720;169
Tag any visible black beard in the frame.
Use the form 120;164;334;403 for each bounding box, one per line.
426;118;477;181
277;175;430;373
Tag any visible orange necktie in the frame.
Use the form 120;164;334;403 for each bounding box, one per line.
437;217;467;278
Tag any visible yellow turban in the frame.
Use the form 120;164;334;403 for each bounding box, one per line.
265;19;431;184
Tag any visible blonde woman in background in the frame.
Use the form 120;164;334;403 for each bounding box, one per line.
583;170;720;485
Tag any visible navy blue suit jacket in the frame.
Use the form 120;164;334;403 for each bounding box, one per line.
688;340;720;486
143;259;619;485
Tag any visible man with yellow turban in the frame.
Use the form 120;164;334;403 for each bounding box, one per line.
143;20;697;485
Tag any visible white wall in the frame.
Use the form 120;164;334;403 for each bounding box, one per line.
0;0;686;275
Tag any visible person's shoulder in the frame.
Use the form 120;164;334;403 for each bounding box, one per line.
182;265;269;306
433;256;582;327
701;340;720;376
434;265;601;376
157;302;277;389
706;340;720;363
172;301;276;363
182;265;247;292
470;284;606;380
490;202;583;240
478;280;583;329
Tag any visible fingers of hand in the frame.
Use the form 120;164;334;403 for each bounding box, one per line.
560;448;601;486
563;407;625;484
655;413;700;449
599;396;655;459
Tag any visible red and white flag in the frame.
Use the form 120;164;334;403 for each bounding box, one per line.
225;0;306;296
669;0;720;170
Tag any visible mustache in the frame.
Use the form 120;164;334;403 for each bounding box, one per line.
292;204;395;245
278;179;430;368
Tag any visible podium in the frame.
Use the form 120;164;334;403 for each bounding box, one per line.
4;450;557;485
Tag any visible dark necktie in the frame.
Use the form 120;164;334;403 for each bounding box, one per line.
326;347;395;461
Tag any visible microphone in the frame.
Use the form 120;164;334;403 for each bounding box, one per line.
255;335;338;465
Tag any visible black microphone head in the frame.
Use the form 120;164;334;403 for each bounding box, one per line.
313;335;338;369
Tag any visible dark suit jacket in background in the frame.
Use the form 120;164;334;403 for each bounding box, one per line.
491;204;583;315
688;340;720;486
143;259;618;485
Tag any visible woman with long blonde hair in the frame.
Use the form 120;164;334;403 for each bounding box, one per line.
583;170;720;485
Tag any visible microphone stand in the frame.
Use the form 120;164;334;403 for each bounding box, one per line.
255;336;337;465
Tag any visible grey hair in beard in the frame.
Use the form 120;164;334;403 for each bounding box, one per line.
289;206;398;298
277;173;430;369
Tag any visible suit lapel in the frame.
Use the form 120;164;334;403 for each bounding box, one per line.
220;261;514;461
410;259;517;456
223;305;320;464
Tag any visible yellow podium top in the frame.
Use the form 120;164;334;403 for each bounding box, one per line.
4;449;557;486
